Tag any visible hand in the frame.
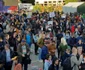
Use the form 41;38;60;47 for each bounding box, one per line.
27;53;30;55
80;55;83;58
22;54;25;57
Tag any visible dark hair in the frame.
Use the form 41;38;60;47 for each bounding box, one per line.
46;54;51;60
73;45;77;49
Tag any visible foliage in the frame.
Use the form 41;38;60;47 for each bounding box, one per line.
33;4;63;12
33;4;43;12
65;0;78;4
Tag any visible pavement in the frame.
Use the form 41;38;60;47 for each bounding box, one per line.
28;44;43;70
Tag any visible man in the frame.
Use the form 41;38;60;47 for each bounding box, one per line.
3;44;15;70
41;38;50;62
71;46;83;70
17;40;30;70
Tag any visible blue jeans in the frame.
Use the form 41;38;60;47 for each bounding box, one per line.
38;48;42;60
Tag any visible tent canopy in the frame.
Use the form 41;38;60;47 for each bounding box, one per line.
63;2;85;14
64;2;84;8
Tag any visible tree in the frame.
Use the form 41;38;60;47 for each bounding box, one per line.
65;0;78;4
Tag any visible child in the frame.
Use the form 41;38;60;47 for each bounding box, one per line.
12;57;22;70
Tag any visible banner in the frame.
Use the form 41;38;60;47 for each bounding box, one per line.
49;12;55;18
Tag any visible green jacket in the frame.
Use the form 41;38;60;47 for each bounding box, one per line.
59;43;68;56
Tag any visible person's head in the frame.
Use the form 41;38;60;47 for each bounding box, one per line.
72;46;78;55
13;32;17;38
78;39;82;44
5;34;9;40
44;38;50;47
61;37;67;45
66;48;70;54
46;54;52;61
21;40;26;45
4;44;10;50
52;57;59;66
77;47;82;55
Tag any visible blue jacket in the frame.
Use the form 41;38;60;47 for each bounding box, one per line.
26;34;31;45
44;60;52;70
41;46;49;60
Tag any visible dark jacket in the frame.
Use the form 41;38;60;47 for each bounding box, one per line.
2;49;15;63
17;43;30;63
48;65;59;70
0;51;5;64
41;46;49;60
48;57;59;70
61;52;71;66
68;37;77;48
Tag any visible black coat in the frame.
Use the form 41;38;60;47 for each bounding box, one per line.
48;64;59;70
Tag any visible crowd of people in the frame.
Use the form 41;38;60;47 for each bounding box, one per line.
0;10;85;70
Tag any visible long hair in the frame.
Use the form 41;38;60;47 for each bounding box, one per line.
61;37;67;45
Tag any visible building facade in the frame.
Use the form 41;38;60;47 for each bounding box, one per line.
35;0;64;6
3;0;18;6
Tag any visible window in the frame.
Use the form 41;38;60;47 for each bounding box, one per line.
44;1;47;3
58;1;61;3
53;1;56;3
53;4;56;6
49;1;52;3
44;4;47;6
36;2;39;4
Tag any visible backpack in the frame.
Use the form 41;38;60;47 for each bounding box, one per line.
63;56;75;70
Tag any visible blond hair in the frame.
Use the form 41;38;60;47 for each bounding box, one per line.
61;37;67;45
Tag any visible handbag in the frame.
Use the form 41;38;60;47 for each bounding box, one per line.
24;54;31;64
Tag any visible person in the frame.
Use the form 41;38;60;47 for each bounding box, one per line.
9;32;17;51
61;48;71;66
71;46;83;70
48;57;59;70
59;37;68;58
3;44;15;70
41;38;50;62
37;32;45;60
68;34;77;49
44;54;52;70
12;57;22;70
26;29;32;48
33;34;39;55
0;47;5;70
17;40;30;70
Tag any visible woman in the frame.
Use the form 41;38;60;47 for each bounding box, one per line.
37;33;45;60
48;57;59;70
44;54;52;70
59;37;68;57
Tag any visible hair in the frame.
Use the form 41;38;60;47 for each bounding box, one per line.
61;37;67;45
46;54;51;60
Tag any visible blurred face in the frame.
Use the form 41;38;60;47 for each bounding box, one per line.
77;47;82;55
55;60;59;65
78;40;82;44
21;42;25;45
6;35;9;40
5;45;9;50
72;47;77;55
48;56;52;61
